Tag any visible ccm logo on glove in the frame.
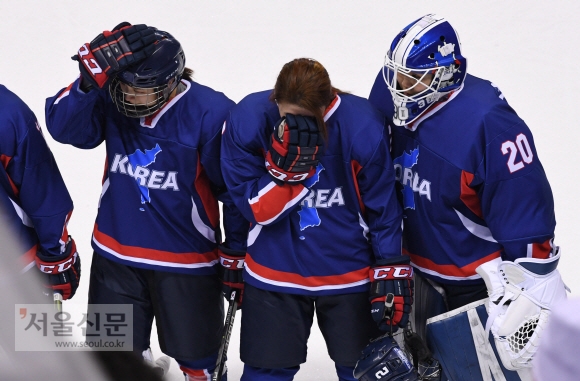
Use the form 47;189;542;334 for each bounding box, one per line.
370;265;413;280
220;256;245;269
37;252;79;274
78;44;103;75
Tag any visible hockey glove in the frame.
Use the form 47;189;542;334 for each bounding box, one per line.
476;250;568;370
73;22;157;89
218;245;245;307
35;236;81;300
369;256;414;332
265;113;324;184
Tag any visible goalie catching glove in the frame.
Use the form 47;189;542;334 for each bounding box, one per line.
35;236;81;300
369;256;414;332
218;245;245;307
265;113;324;184
74;22;157;89
476;249;569;370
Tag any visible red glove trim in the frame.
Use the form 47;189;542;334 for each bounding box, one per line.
369;265;414;281
78;43;109;88
265;151;315;183
35;241;78;275
218;252;245;270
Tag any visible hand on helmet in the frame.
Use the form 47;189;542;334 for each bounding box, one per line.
73;22;157;89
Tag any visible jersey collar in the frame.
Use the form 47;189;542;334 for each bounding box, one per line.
324;94;341;122
140;80;191;129
404;83;464;131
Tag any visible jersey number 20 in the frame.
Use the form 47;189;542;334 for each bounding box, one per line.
501;133;533;173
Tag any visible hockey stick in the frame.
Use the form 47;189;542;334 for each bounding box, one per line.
53;291;63;312
212;289;239;381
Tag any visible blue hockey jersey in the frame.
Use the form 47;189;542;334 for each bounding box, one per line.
369;72;556;284
0;85;73;270
46;78;247;274
221;91;402;295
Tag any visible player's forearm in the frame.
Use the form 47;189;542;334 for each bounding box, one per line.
45;78;105;148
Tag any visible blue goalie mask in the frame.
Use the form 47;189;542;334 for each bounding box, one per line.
109;29;186;118
383;14;467;126
354;334;418;381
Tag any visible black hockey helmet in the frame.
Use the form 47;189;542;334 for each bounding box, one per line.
354;334;418;381
109;29;186;118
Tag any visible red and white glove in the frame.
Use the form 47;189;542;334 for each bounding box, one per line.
218;245;245;307
73;22;157;89
369;256;414;332
265;113;324;184
35;237;81;300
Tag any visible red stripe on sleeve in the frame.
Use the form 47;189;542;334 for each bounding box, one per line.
59;211;72;244
531;239;552;259
460;170;483;218
102;156;108;185
250;182;307;224
351;160;365;214
21;243;39;265
55;82;74;103
194;155;219;228
1;154;19;196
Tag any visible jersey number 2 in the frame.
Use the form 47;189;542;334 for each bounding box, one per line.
501;133;533;173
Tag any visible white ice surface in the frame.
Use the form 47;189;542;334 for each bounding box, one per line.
2;1;579;380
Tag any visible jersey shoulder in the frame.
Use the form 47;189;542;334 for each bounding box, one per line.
0;85;38;152
234;90;274;115
227;90;278;149
328;93;390;166
368;68;394;120
0;85;35;126
341;92;385;118
184;80;236;114
177;81;236;140
458;75;524;130
334;93;387;141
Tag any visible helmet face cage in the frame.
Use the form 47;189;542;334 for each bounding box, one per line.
109;31;185;118
383;14;467;126
109;77;179;118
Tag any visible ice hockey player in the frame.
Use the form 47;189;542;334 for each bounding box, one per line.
0;84;80;302
45;22;247;380
368;14;567;379
221;57;406;381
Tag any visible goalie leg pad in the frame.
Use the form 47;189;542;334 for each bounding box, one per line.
410;273;447;343
426;299;533;381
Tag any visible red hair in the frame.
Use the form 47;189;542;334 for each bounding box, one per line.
270;58;342;138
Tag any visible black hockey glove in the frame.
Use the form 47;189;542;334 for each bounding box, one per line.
73;22;157;89
369;256;414;332
265;114;324;185
35;236;81;300
218;245;245;307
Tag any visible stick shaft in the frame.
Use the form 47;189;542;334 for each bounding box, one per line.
212;290;238;381
54;292;63;312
